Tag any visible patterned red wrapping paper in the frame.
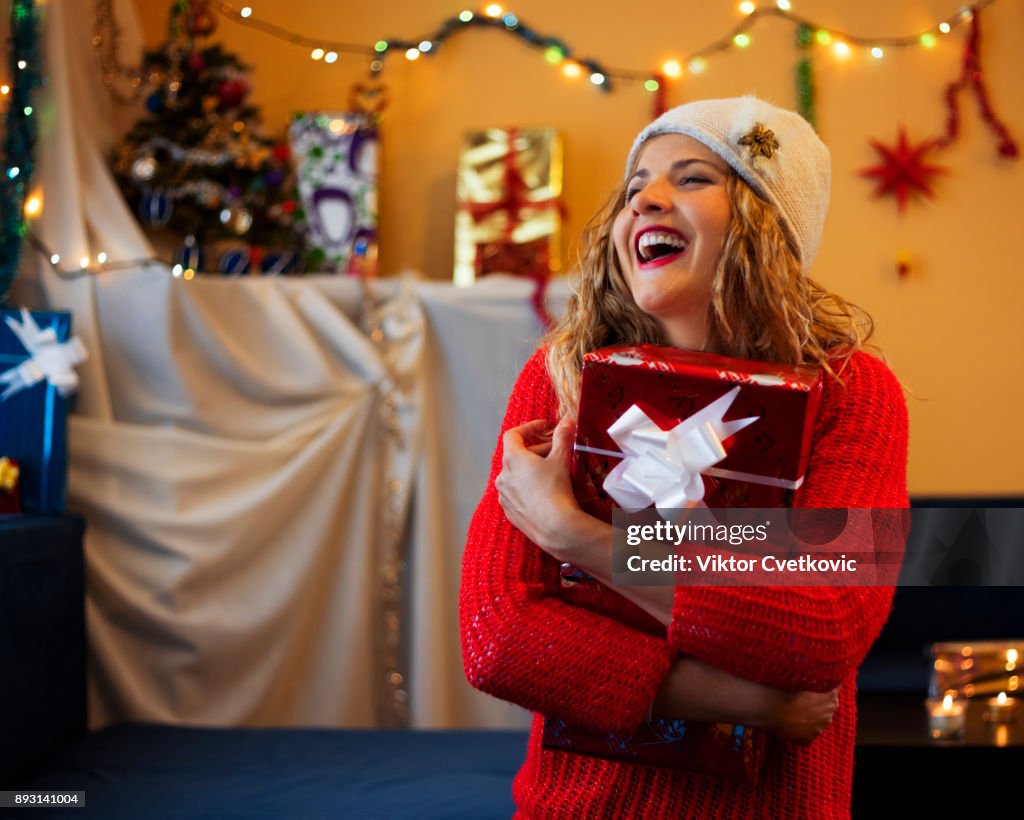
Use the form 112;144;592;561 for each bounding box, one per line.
542;717;766;785
572;344;823;518
542;344;822;781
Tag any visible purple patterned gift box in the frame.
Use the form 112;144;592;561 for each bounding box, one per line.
289;112;379;275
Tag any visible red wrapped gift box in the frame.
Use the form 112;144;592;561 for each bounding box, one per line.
572;344;823;518
541;716;767;784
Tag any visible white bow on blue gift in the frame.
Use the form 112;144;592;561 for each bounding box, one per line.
591;387;759;513
1;308;87;401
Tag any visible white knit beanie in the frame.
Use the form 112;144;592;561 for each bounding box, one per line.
626;96;830;274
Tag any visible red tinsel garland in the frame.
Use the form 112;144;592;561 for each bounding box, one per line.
935;7;1018;158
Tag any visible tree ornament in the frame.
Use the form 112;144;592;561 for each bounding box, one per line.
218;248;251;276
185;0;217;39
174;234;205;272
138;189;172;227
187;51;205;72
145;92;163;113
216;78;249;109
260;249;300;275
130;156;157;183
860;128;948;213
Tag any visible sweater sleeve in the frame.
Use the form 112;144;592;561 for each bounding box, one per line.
459;348;677;734
667;352;909;692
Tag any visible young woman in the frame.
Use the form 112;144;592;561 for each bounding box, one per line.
460;96;908;818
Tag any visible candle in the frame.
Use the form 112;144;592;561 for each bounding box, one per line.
984;691;1018;723
927;694;966;740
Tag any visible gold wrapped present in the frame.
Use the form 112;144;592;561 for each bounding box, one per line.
454;127;563;285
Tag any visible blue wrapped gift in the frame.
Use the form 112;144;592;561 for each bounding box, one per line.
0;309;84;513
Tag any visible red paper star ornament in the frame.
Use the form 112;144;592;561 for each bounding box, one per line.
860;127;948;213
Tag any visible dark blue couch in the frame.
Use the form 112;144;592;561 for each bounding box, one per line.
4;504;1023;818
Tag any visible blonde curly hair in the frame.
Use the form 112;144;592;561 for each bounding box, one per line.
546;169;874;418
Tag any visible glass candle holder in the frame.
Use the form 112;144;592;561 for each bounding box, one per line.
926;694;966;740
984;692;1018;723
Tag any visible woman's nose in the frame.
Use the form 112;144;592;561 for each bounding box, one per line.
630;179;671;214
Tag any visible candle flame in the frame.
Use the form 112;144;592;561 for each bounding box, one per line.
942;694;953;710
998;692;1007;705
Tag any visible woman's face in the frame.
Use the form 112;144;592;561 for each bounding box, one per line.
612;133;732;349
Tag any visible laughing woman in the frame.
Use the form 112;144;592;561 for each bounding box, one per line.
460;97;908;818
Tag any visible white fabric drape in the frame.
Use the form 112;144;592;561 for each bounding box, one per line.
11;0;573;730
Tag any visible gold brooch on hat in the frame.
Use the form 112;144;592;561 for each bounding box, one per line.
739;123;779;159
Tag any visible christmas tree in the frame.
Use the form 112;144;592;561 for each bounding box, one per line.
111;0;302;274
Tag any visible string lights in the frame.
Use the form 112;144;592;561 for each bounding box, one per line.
8;0;1012;286
212;0;1001;98
1;0;43;303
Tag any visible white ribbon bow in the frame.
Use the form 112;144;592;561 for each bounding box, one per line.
1;308;87;401
601;387;758;511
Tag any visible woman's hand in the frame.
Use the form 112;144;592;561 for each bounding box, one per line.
495;416;586;559
653;657;840;745
764;687;841;744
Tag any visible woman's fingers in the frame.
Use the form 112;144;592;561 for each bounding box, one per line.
504;419;553;450
549;416;576;464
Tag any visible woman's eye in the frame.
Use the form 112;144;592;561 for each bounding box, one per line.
680;176;710;186
625;188;641;202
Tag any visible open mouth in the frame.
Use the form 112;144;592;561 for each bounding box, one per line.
634;227;688;269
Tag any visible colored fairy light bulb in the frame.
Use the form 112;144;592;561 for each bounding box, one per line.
311;48;324;60
662;59;682;78
739;2;755;14
920;32;937;48
24;193;42;216
544;46;564;63
644;78;660;92
733;33;751;48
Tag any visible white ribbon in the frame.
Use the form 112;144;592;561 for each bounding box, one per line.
1;308;88;401
596;387;759;512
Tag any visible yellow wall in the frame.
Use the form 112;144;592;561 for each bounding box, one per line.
132;0;1024;495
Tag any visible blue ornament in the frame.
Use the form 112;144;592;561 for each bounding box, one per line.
218;249;251;276
138;189;172;227
174;235;205;272
145;92;163;113
260;249;299;275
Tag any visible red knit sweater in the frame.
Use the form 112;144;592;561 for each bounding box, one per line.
460;347;909;819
